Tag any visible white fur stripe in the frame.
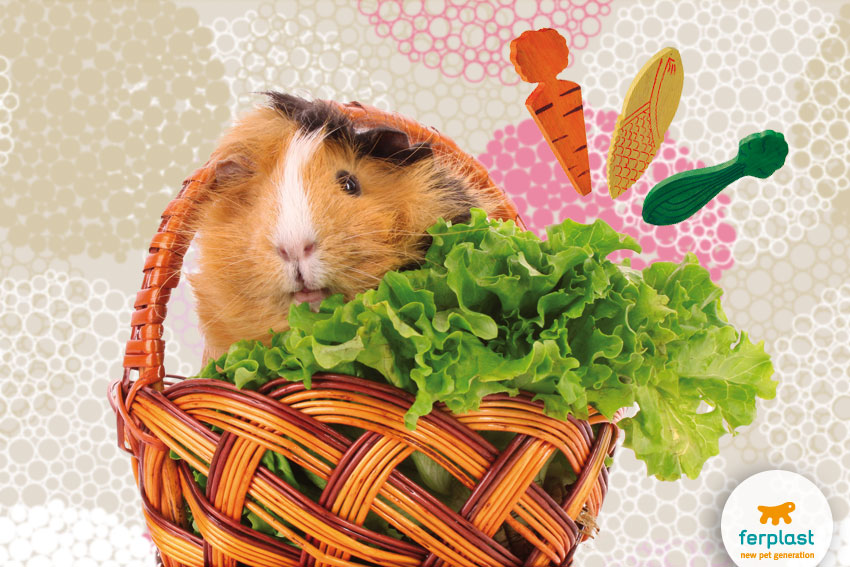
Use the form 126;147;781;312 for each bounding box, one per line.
273;130;322;259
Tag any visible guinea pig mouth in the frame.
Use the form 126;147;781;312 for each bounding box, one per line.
292;288;329;305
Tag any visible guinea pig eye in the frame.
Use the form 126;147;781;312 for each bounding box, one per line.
336;170;361;196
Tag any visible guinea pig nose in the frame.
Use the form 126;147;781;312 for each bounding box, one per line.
277;239;317;261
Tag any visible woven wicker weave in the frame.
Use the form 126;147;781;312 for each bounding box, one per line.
110;101;620;567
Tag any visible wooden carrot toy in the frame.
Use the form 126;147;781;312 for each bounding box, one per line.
607;47;684;199
510;28;591;196
642;130;788;225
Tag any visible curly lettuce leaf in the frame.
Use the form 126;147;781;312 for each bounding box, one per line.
194;210;775;481
618;255;776;479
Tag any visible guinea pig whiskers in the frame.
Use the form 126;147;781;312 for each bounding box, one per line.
193;187;257;214
332;228;396;240
331;272;383;293
155;266;183;291
332;226;492;247
335;265;383;284
333;228;429;244
209;256;255;272
347;266;383;281
422;227;491;237
194;285;257;330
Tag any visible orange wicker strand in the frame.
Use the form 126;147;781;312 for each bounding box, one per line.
111;101;620;566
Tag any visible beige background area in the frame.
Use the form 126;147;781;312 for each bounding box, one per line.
1;1;849;565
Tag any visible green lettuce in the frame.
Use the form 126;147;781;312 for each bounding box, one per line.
194;209;775;481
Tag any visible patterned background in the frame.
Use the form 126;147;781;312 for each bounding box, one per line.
1;0;849;565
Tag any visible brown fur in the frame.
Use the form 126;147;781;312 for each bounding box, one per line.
187;97;502;360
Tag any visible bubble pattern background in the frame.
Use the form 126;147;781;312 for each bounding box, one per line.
0;55;14;169
2;1;850;566
205;0;531;154
356;0;613;84
0;273;197;519
761;284;850;518
789;3;850;226
207;3;393;113
0;0;232;262
0;501;155;567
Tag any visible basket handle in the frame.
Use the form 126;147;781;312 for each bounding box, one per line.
120;100;524;396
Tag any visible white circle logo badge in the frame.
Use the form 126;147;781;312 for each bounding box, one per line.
721;470;833;566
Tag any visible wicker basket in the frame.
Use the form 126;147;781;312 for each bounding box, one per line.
109;101;621;567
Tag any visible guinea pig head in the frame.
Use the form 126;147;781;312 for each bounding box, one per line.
188;93;499;359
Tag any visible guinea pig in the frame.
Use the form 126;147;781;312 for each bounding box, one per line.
187;92;504;361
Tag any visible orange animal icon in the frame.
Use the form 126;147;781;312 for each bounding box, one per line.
510;28;591;196
757;502;795;525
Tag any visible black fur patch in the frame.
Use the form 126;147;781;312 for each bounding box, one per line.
354;127;433;165
263;91;354;145
263;92;435;166
263;91;312;117
434;172;480;225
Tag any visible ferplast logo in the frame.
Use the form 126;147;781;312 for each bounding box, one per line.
739;501;813;557
721;471;833;566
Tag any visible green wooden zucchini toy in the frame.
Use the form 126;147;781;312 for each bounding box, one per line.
642;130;788;226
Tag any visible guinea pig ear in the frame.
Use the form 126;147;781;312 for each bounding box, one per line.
211;155;254;189
399;142;433;164
357;127;433;165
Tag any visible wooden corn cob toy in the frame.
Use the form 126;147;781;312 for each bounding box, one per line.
510;28;591;196
607;47;684;199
